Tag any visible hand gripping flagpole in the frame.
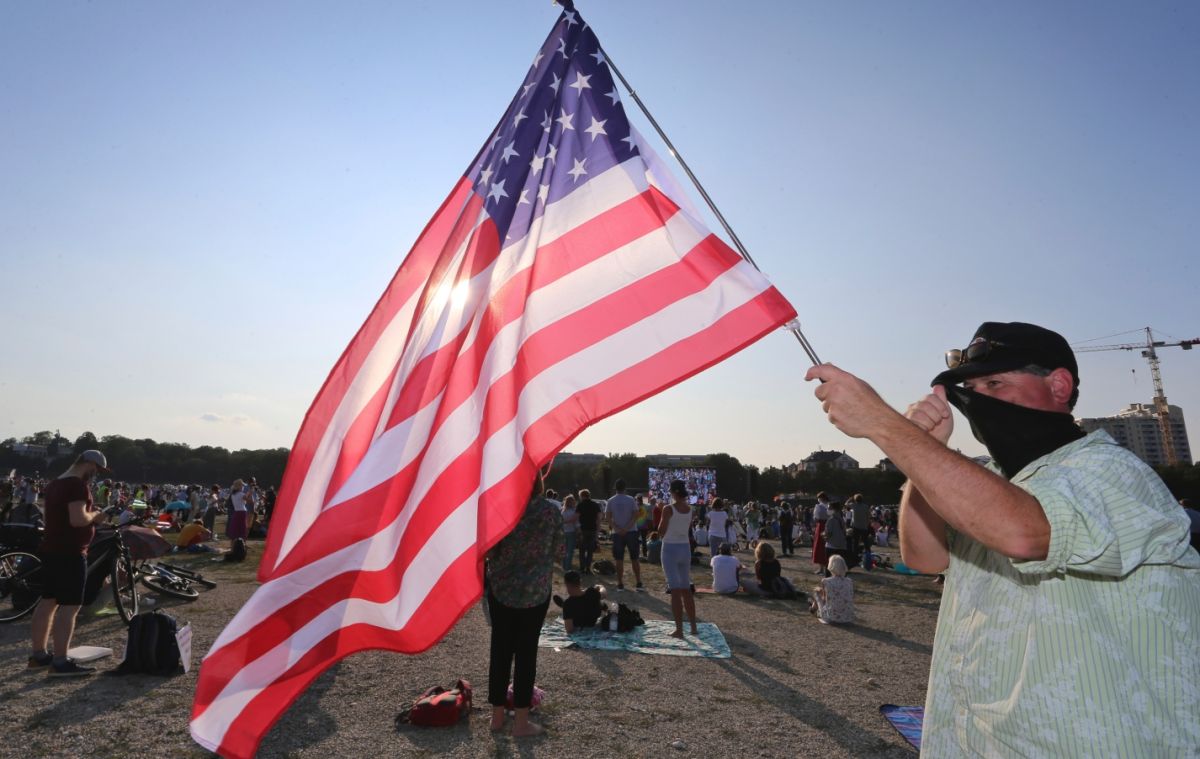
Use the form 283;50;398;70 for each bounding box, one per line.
561;3;824;367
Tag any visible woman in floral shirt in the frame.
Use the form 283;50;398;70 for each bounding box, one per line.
486;474;562;736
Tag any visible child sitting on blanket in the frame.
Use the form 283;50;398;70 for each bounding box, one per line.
754;542;797;598
810;554;856;624
709;543;743;594
554;570;606;633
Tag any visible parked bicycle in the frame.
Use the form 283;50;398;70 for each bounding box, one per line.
137;561;217;600
0;520;139;624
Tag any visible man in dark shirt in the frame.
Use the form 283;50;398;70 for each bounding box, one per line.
575;489;601;573
555;570;603;632
779;506;795;556
29;450;111;677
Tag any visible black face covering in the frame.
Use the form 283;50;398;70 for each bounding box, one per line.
939;384;1085;479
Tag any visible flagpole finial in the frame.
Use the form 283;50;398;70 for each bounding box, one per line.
553;0;576;11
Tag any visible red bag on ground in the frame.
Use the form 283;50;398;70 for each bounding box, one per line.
398;679;472;727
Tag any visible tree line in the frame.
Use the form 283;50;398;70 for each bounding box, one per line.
2;431;288;487
5;431;1196;504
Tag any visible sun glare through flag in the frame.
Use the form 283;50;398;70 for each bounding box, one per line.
190;5;797;757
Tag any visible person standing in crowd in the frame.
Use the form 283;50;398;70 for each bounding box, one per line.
28;450;111;676
227;479;249;541
560;494;579;572
657;479;698;638
188;485;204;522
847;494;873;561
635;494;653;559
650;499;664;557
705;498;729;558
485;470;562;737
263;486;277;525
807;321;1200;755
9;480;44;527
810;492;830;574
745;502;761;549
778;504;795;557
823;501;849;574
575;489;600;573
605;479;644;591
203;484;221;532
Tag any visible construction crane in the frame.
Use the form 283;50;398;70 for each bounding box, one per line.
1074;327;1198;466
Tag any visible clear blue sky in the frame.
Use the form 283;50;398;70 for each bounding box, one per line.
2;1;1197;471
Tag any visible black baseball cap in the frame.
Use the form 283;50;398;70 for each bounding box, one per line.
932;321;1080;389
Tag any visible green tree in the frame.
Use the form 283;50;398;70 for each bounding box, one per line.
74;431;99;452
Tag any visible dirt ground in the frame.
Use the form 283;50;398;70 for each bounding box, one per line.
0;537;941;758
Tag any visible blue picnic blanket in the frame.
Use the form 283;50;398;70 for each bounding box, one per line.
879;704;924;751
538;618;731;658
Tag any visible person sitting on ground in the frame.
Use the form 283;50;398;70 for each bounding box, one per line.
709;542;743;594
811;555;855;624
177;518;218;553
553;570;605;633
646;531;663;564
754;542;796;598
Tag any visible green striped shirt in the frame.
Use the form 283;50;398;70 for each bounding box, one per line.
923;430;1200;757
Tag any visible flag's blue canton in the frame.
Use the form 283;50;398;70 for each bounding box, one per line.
464;8;639;244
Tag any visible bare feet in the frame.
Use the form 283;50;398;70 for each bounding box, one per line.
669;629;684;639
690;626;699;635
490;706;506;732
512;720;544;737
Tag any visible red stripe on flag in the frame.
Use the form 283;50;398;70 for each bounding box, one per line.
523;286;796;463
260;227;742;578
378;186;680;434
318;217;500;508
261;180;483;578
205;547;488;759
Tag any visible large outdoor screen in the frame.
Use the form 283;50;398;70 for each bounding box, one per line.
647;467;716;505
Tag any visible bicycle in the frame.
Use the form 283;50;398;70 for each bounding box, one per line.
0;521;139;625
137;560;217;600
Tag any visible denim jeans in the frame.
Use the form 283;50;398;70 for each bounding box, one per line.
562;530;577;572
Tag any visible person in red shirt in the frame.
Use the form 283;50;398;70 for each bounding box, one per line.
29;450;111;677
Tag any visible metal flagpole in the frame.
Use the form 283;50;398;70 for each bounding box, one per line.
581;20;823;366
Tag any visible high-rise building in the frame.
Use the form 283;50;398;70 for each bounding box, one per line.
1078;403;1192;467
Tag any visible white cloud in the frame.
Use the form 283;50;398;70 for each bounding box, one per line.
199;412;254;426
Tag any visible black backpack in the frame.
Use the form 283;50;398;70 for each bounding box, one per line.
600;602;645;633
223;537;247;562
115;611;182;676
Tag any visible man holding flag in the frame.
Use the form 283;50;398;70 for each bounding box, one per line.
807;322;1200;756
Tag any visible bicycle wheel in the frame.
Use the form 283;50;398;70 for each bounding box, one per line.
0;551;43;622
158;563;217;589
141;573;200;600
111;552;139;625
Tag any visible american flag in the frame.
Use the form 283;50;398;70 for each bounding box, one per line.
190;6;796;757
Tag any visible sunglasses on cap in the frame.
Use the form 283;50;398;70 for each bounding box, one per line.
944;337;1008;369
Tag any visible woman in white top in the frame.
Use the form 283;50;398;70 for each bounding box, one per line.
706;499;729;558
656;479;698;638
561;494;580;571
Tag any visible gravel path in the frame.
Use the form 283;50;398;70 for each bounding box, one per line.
0;540;939;758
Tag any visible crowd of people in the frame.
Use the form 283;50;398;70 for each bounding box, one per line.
3;472;277;539
485;473;873;735
3;461;276;677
